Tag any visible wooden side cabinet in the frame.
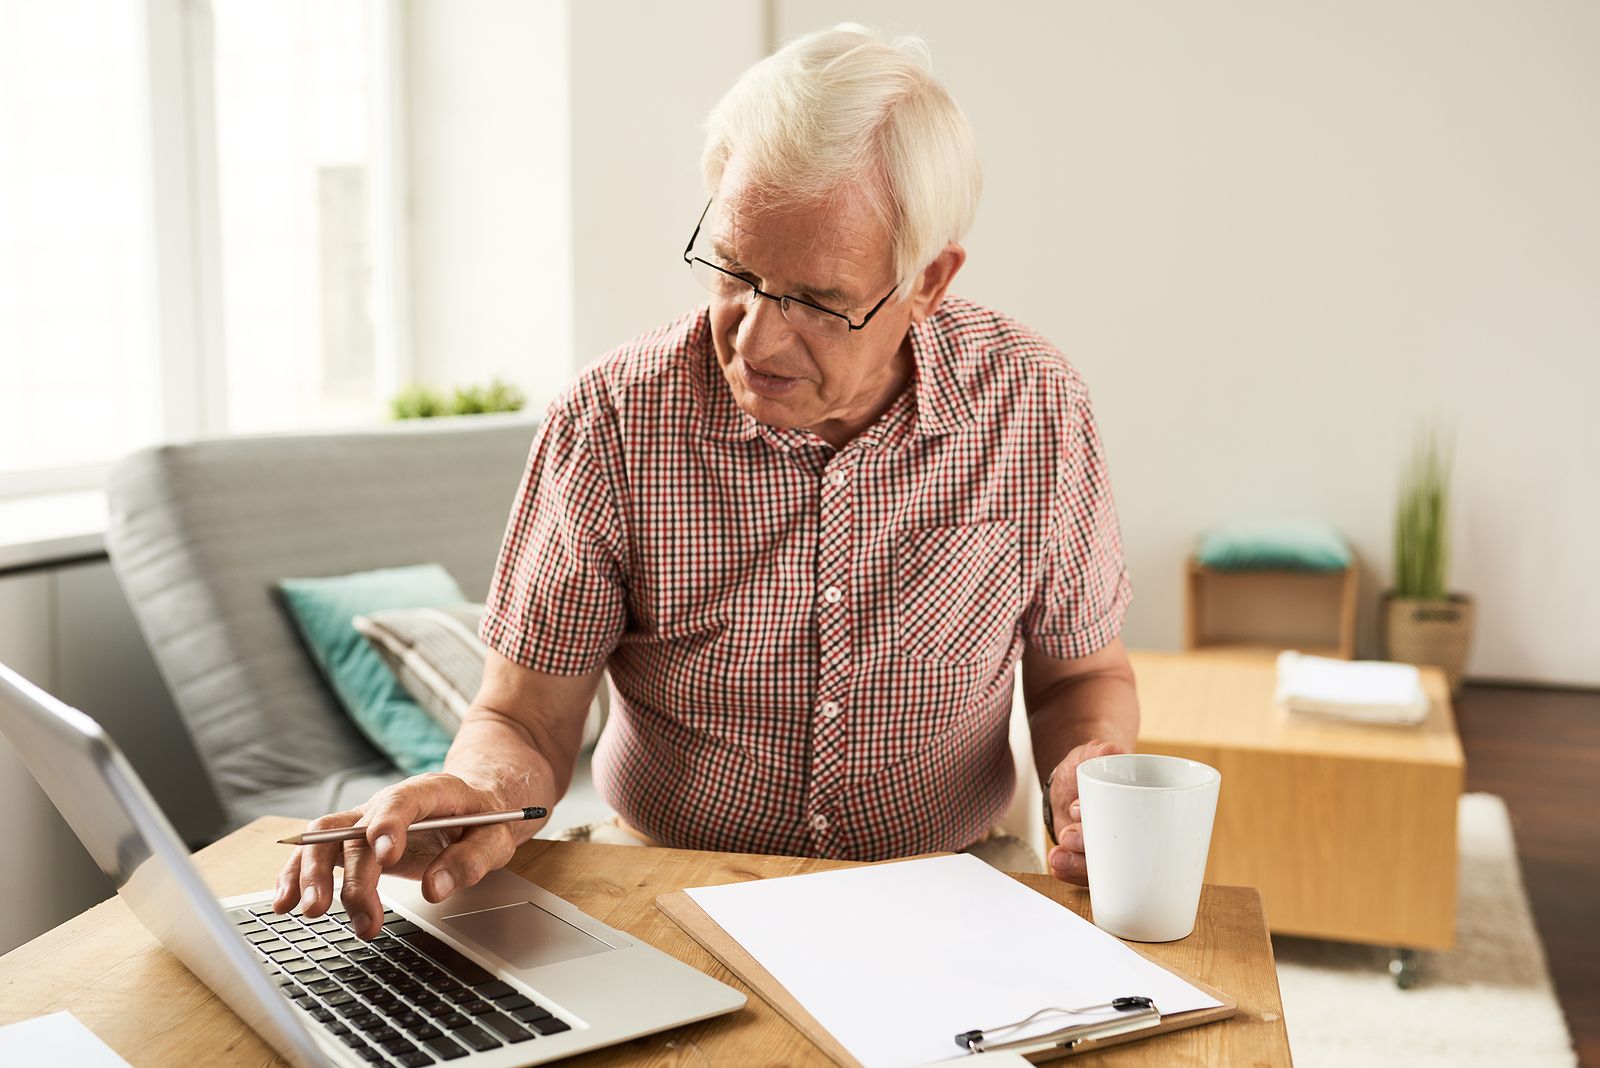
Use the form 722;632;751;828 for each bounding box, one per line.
1184;556;1359;660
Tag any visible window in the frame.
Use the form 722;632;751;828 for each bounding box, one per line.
211;0;403;434
0;0;406;496
0;1;162;481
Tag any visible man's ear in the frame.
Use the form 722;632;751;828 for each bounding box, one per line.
907;243;967;324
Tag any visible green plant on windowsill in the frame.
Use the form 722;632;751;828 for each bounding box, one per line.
1383;426;1475;695
390;377;526;420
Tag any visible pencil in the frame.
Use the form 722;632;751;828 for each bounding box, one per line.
276;806;549;846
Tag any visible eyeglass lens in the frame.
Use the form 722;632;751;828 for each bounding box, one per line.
687;257;850;338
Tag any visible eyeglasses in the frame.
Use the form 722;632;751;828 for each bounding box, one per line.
682;199;897;339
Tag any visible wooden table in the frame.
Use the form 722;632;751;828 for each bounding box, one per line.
1132;649;1465;951
0;816;1291;1066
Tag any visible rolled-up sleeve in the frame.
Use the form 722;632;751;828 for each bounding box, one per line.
479;403;626;674
1020;379;1132;659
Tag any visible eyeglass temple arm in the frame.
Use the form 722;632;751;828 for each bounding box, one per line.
684;199;712;261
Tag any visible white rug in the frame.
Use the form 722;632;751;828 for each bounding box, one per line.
1274;793;1578;1067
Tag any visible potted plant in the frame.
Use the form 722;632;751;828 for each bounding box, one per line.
1381;427;1474;695
390;376;526;420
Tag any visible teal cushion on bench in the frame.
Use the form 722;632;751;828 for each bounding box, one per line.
279;564;464;775
1195;519;1352;572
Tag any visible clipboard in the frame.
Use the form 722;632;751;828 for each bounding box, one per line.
657;886;1236;1066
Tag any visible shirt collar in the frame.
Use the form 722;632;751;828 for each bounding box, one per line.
691;309;761;443
905;302;978;440
692;299;978;448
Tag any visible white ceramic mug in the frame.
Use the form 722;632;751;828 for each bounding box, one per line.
1076;753;1221;942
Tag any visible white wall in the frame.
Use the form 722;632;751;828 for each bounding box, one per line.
407;0;574;414
0;571;109;954
0;559;222;954
406;0;762;407
568;1;765;361
777;1;1600;686
401;2;1598;686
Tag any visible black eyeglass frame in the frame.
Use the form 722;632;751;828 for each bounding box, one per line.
682;199;898;333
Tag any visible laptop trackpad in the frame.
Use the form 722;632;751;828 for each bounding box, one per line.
441;901;617;969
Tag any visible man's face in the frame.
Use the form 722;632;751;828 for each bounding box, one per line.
704;160;916;445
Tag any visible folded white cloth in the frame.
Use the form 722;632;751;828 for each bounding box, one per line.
1274;651;1430;726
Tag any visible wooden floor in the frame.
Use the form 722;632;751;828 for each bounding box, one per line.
1456;681;1600;1067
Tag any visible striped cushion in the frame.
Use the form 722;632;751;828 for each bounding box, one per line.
354;603;606;749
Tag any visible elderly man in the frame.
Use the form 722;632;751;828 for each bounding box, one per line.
278;25;1138;939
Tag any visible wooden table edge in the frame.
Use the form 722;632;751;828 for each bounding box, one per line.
0;817;1293;1067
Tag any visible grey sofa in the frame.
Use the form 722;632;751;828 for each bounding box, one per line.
106;413;613;837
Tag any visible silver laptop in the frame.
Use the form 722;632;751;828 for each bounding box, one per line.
0;660;744;1067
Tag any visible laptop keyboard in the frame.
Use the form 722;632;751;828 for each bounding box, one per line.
229;899;571;1065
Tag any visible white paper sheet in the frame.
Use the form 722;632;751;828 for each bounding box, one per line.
0;1011;131;1066
685;853;1221;1068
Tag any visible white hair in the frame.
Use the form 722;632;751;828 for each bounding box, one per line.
701;24;981;297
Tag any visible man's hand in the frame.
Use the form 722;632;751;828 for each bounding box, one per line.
271;773;535;939
1045;739;1128;884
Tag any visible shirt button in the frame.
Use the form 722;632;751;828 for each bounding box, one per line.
819;700;842;719
822;585;843;604
826;470;848;488
811;814;830;833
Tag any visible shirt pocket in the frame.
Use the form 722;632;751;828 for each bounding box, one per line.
894;522;1021;664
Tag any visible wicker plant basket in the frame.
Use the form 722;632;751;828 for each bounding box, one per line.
1382;592;1475;696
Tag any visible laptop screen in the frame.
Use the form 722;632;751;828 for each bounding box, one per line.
0;660;331;1067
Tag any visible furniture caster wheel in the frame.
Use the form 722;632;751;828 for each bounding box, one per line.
1390;947;1420;989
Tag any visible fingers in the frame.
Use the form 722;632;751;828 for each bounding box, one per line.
1048;844;1089;884
1048;822;1089;885
420;823;519;904
340;834;384;939
1045;736;1133;885
1050;739;1124;831
361;773;483;873
294;810;362;918
1050;761;1079;823
273;848;304;913
296;838;341;918
273;774;511;925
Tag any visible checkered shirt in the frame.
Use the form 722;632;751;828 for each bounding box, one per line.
480;296;1131;861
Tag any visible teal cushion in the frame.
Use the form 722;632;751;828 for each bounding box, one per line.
1195;519;1352;572
279;564;464;775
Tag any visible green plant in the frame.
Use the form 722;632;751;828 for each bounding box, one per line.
390;377;526;420
390;383;450;420
450;377;526;415
1393;427;1452;600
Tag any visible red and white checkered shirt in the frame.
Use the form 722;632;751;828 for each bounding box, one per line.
481;296;1131;861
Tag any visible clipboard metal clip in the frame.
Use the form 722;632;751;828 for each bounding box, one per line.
954;996;1160;1055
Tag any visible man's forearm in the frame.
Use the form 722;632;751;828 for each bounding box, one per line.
1028;674;1140;787
443;709;577;840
